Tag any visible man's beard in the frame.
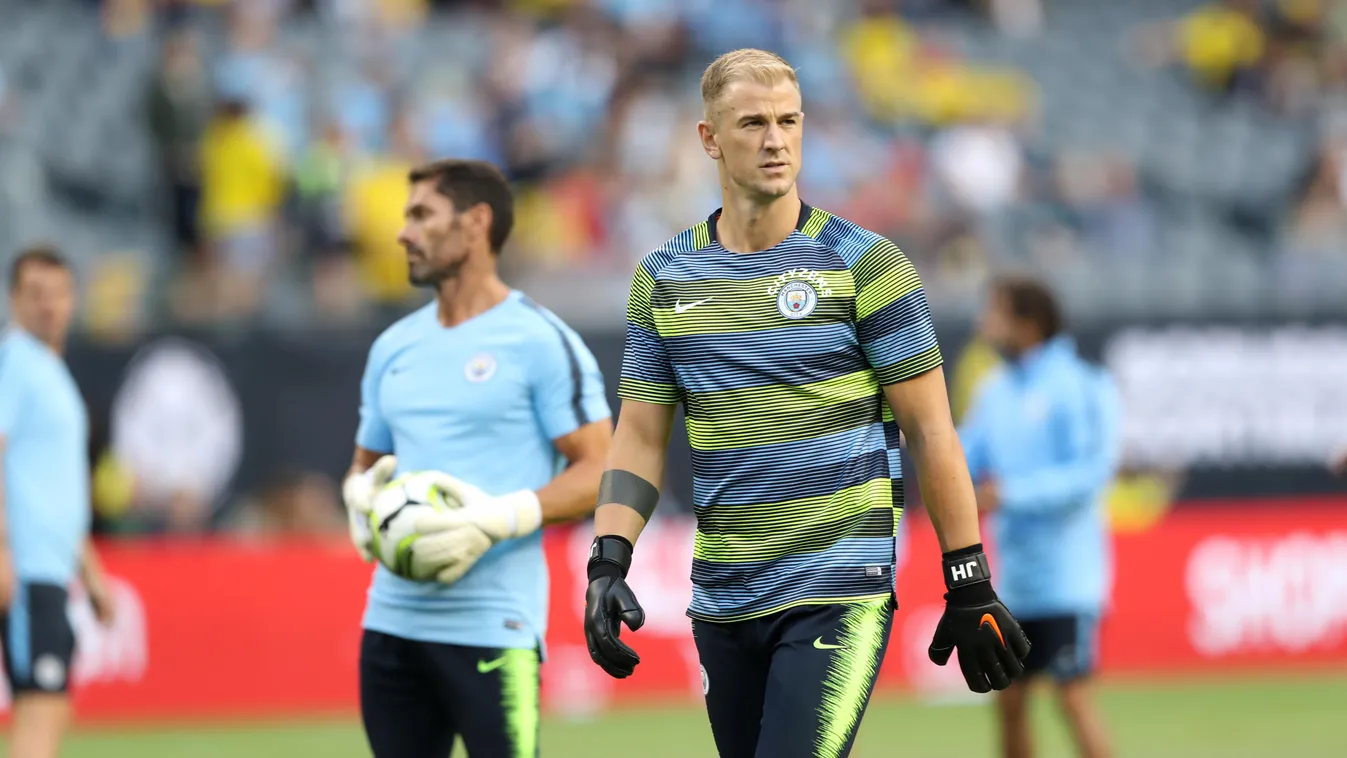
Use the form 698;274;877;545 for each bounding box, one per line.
407;250;467;288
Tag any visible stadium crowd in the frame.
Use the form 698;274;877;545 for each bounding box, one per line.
2;0;1338;330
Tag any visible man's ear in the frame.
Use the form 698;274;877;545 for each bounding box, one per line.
698;119;720;160
465;203;494;243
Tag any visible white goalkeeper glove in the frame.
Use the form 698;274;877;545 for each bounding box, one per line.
410;472;542;585
342;455;398;562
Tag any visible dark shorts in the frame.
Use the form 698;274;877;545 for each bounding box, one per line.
1018;614;1099;683
0;583;75;696
692;596;895;758
359;629;540;758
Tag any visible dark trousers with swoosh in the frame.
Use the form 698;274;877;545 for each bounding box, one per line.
359;629;540;758
692;595;895;758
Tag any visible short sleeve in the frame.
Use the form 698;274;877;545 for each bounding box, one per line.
616;261;680;405
530;319;612;441
851;238;943;385
355;340;394;453
0;343;30;437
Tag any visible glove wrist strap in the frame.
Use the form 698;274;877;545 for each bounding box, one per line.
588;535;633;581
942;543;997;606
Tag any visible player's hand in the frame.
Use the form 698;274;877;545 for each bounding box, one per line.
408;473;541;585
87;577;117;627
343;455;398;562
584;535;645;679
418;472;542;544
928;545;1031;693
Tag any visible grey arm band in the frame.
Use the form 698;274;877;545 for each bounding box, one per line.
597;470;660;522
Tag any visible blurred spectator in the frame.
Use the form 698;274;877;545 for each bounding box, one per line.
146;28;212;262
344;108;424;307
223;470;346;536
1051;151;1159;262
215;5;308;163
294;122;369;323
189;98;286;322
1134;0;1267;97
1276;128;1347;297
928;118;1025;218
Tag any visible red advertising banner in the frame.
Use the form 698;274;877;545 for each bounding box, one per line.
2;500;1345;722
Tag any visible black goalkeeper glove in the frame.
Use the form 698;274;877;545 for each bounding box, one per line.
927;543;1032;693
584;535;646;679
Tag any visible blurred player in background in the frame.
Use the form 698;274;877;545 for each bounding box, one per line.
958;276;1121;758
582;49;1030;758
0;247;115;758
340;159;612;758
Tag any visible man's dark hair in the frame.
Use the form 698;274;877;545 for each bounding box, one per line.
408;159;515;253
9;245;70;293
991;275;1063;341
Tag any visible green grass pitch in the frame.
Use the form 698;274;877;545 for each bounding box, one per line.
65;672;1347;757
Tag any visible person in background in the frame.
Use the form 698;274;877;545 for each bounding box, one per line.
145;27;212;265
194;97;286;321
958;275;1121;758
0;247;116;758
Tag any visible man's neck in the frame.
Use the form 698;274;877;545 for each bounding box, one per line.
435;263;510;328
716;189;802;253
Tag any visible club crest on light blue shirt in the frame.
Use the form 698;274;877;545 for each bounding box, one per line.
464;352;497;383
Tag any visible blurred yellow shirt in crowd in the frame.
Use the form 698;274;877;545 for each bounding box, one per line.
508;0;581;15
1180;3;1266;86
346;158;415;303
841;15;919;120
377;0;428;28
198;114;284;238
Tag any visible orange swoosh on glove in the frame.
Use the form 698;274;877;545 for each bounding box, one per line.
980;613;1005;647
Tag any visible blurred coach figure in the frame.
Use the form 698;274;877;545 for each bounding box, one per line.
958;276;1122;758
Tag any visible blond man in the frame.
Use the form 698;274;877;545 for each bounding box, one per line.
582;49;1031;757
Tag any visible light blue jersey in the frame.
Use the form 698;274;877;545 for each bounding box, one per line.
958;336;1121;619
0;328;90;584
356;291;610;651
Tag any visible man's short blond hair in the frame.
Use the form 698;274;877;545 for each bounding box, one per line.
700;49;800;113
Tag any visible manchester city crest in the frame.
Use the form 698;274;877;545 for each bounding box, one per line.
464;353;497;383
776;280;818;320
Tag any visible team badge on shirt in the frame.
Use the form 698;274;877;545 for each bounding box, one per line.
464;353;497;383
777;280;818;320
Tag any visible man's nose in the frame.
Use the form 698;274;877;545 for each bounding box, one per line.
763;122;786;151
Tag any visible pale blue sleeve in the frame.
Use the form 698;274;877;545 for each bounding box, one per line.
355;339;394;453
0;344;30;437
531;321;611;441
999;369;1122;514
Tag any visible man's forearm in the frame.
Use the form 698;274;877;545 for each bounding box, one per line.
594;454;665;545
906;425;983;553
80;539;104;587
536;457;607;527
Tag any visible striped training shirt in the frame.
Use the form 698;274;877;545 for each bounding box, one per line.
618;202;943;622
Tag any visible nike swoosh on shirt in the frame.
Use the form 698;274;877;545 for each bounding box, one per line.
813;636;845;650
674;297;714;314
477;656;508;674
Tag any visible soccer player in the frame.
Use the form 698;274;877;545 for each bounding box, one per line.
958;276;1121;758
0;247;116;758
581;49;1031;758
341;159;612;758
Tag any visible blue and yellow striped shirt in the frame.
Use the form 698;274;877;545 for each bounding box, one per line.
619;203;943;621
